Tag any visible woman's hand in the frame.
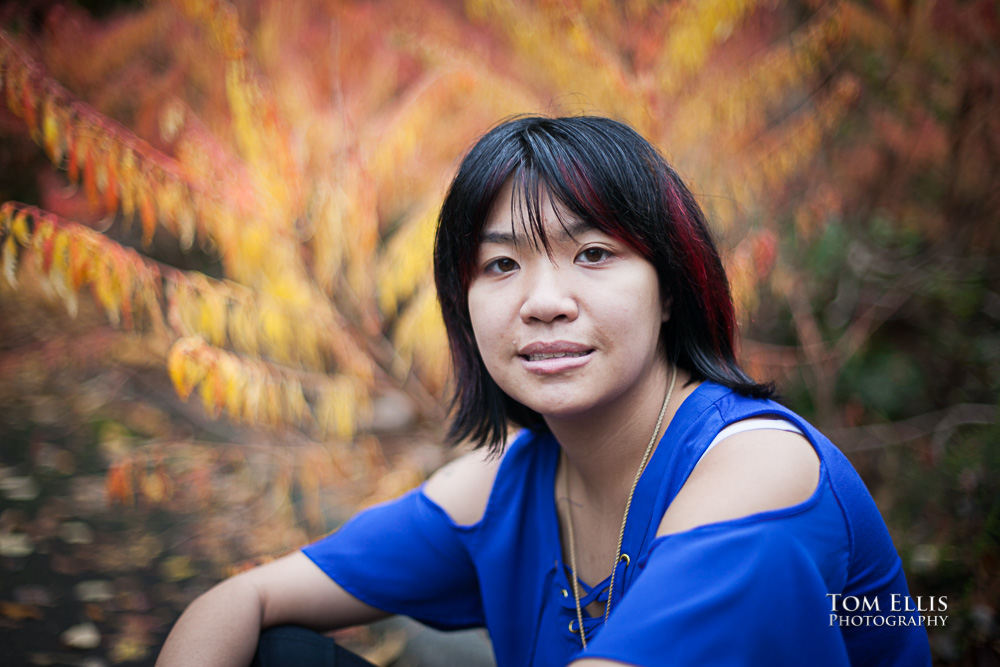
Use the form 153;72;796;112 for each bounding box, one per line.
156;551;389;667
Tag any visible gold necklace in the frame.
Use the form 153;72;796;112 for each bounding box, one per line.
562;365;677;649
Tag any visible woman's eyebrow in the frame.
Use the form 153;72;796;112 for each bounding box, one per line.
557;218;596;241
479;229;517;245
479;219;596;246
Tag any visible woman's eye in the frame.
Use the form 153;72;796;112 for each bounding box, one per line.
577;247;611;264
486;257;519;274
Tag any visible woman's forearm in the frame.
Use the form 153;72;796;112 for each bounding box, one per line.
156;575;263;667
156;551;386;666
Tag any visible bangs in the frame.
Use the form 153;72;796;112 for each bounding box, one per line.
460;148;653;290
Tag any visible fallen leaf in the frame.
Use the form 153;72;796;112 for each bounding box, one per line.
84;603;106;622
110;636;149;663
14;586;53;606
59;521;94;544
160;555;196;582
74;580;114;602
61;622;101;650
0;476;40;501
0;531;34;557
0;600;44;621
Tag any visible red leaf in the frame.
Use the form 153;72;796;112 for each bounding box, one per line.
66;128;80;184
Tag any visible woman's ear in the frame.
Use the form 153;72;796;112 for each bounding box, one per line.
661;295;672;323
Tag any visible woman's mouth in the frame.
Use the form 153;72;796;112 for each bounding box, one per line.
518;344;594;375
524;350;592;362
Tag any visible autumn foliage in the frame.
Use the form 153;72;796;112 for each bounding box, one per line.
0;0;998;663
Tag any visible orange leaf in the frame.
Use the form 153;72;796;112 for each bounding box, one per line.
37;221;57;273
83;145;99;209
139;191;156;247
42;230;58;274
119;148;137;225
105;460;134;506
68;238;90;290
103;151;119;212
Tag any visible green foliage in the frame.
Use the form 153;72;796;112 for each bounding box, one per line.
885;417;1000;662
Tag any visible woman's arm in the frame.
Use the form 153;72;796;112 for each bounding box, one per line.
156;551;389;667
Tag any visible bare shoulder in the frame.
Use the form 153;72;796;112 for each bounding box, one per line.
422;448;505;526
657;427;821;537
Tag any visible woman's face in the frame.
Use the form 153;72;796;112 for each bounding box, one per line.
467;180;669;423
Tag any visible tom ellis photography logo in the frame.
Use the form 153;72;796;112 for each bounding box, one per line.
827;594;948;628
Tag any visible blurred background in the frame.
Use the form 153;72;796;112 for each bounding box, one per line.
0;0;997;664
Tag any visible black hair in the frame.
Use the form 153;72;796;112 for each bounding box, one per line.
433;115;772;453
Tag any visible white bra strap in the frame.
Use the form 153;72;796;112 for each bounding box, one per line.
696;418;805;466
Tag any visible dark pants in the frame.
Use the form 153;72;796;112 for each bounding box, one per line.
252;626;378;667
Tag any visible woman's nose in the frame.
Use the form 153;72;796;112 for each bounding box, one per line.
518;261;579;324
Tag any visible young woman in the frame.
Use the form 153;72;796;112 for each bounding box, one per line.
157;116;932;666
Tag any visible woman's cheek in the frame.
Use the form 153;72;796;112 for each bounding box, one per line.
468;290;502;361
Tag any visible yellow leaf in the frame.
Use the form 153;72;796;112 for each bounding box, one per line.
50;230;70;278
10;211;30;245
259;305;289;361
222;357;245;422
196;280;228;347
141;470;167;504
228;299;259;356
198;358;225;419
167;340;190;400
315;375;361;440
160;555;196;583
167;338;205;401
119;147;137;225
92;260;121;328
263;379;281;428
283;376;307;425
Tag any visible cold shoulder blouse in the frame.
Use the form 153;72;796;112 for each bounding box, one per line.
302;382;931;666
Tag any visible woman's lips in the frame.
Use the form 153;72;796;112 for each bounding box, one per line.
518;342;594;374
524;350;590;362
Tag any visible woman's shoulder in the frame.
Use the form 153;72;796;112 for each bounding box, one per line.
657;415;822;536
422;429;548;527
422;448;502;526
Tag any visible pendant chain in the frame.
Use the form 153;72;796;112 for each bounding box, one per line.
562;365;677;649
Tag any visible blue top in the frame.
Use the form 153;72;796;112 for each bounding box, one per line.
303;382;931;666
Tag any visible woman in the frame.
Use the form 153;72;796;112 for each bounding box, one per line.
157;116;931;666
